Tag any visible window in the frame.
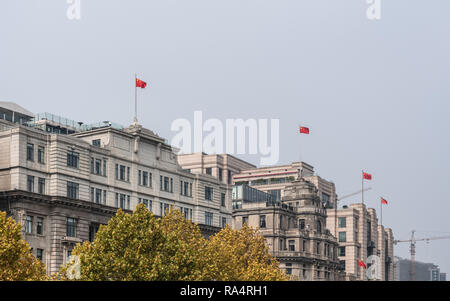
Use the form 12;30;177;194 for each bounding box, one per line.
119;165;126;180
338;217;346;228
36;217;43;235
289;240;295;251
66;218;77;237
205;168;212;175
37;146;45;164
317;221;322;234
92;139;101;147
180;181;192;197
67;150;79;168
27;175;34;192
227;170;232;184
103;160;107;176
205;186;213;201
299;219;305;230
218;168;223;181
90;187;95;202
36;249;43;261
316;242;320;254
339;232;347;242
221;193;226;207
66;181;79;199
27;143;34;161
142;171;148;186
302;240;306;251
322;192;330;205
90;157;94;173
338;246;346;257
242;216;248;225
259;215;266;228
160;203;170;217
205;212;213;226
38;178;45;194
221;217;227;228
25;216;33;233
89;224;99;242
285;263;292;275
161;176;172;192
95;159;102;175
268;189;281;201
103;190;107;205
95;188;102;204
127;167;130;182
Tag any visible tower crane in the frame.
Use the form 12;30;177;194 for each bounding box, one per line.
394;230;450;281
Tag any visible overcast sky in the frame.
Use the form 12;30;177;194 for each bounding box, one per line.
1;0;450;276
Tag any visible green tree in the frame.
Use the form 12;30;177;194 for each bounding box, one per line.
205;224;289;281
62;204;208;280
0;211;47;281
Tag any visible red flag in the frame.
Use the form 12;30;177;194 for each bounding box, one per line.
363;172;372;180
136;78;147;88
299;126;309;134
381;197;388;205
358;259;367;269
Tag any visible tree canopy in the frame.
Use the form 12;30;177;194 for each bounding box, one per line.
0;211;47;281
61;204;287;281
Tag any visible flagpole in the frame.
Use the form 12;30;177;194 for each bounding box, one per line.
380;197;383;226
134;73;138;124
362;170;364;205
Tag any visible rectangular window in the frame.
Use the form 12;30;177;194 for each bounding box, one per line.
339;232;347;242
205;168;212;175
127;167;130;182
103;190;107;205
90;157;95;173
205;186;213;201
89;224;99;242
92;139;101;147
115;164;119;179
67;181;79;199
27;143;34;161
170;178;173;192
164;177;169;191
36;249;43;261
289;240;295;251
103;160;107;176
90;187;95;202
299;219;305;230
119;165;126;181
338;246;346;257
37;146;45;164
138;170;142;185
205;212;213;226
38;178;45;194
242;216;248;225
218;168;223;182
27;175;34;192
259;215;266;228
95;188;102;204
95;159;102;175
25;215;33;233
142;171;148;186
66;218;77;237
338;217;346;228
221;217;227;228
149;173;152;188
36;217;43;235
67;150;79;168
221;193;226;206
228;170;232;184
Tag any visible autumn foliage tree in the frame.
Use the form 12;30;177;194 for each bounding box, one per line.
204;224;289;281
0;211;47;281
61;204;287;281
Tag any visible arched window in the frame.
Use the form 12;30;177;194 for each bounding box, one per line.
317;221;322;234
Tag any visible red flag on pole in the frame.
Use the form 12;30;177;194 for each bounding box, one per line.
299;126;309;134
363;172;372;180
381;197;388;205
136;78;147;88
357;259;367;269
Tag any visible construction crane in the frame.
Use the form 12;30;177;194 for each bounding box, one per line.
333;187;372;237
394;230;450;281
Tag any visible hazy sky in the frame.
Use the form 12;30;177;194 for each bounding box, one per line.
1;1;450;276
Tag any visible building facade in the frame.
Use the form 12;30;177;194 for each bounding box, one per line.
233;162;337;209
326;203;394;280
232;177;343;281
0;107;235;274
